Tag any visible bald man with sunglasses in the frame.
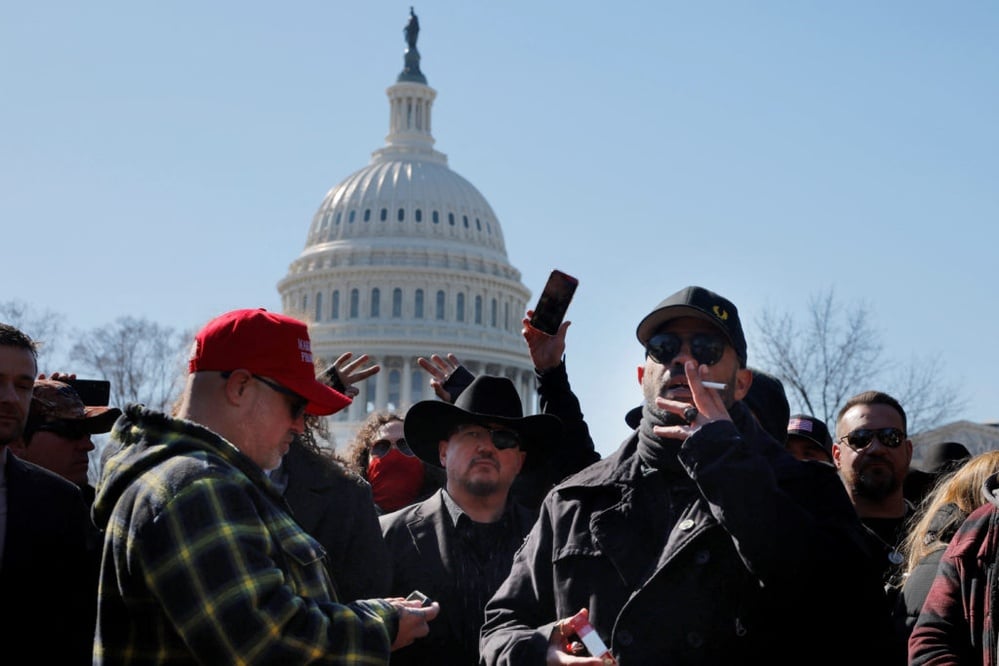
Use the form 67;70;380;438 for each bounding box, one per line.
92;308;438;665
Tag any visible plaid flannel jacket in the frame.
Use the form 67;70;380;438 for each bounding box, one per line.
92;405;398;665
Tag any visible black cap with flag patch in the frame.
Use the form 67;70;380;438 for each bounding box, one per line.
787;414;833;455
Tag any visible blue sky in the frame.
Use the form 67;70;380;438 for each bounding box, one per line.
4;2;997;456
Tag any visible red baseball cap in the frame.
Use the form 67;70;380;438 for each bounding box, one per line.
188;309;350;416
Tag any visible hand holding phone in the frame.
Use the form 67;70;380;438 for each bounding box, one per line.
529;269;579;336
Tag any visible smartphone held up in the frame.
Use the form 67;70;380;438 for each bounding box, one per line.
64;378;112;406
529;269;579;335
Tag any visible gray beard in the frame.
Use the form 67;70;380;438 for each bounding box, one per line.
462;477;500;497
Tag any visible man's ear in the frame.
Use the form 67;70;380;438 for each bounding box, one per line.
222;369;252;406
438;439;449;467
733;367;753;401
832;443;844;471
636;365;644;385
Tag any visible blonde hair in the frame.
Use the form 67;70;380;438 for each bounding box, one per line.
899;450;999;577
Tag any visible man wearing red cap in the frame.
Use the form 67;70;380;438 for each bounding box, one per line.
92;309;438;665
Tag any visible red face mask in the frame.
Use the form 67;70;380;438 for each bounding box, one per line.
368;447;426;512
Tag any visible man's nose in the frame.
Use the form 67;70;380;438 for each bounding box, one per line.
673;341;698;364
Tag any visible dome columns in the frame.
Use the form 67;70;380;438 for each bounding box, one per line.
384;82;437;152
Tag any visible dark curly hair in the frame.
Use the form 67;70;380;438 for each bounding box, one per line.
297;412;336;455
339;410;403;479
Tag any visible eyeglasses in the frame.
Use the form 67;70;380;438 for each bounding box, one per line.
453;427;522;450
253;375;308;420
371;438;414;458
34;420;91;441
645;331;726;366
839;427;906;451
221;371;308;420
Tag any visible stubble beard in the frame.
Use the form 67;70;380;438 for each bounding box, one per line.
853;465;900;502
462;474;500;497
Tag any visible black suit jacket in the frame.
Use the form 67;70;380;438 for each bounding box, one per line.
379;490;536;666
281;441;392;601
0;449;96;665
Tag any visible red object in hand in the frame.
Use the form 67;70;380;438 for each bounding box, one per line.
564;610;617;665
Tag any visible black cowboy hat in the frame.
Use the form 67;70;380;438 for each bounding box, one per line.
404;375;562;471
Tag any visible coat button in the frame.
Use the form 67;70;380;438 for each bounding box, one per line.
694;549;710;564
678;519;695;531
617;630;633;646
686;632;704;648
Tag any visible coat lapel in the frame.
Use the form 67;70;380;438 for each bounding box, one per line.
405;493;466;640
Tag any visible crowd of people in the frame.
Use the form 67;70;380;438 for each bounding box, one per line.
0;283;993;664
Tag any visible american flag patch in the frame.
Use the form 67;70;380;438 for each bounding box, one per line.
788;417;813;433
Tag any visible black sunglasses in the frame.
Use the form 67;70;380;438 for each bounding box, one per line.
453;427;522;450
645;331;726;366
371;438;414;458
34;420;91;441
221;371;308;420
839;427;906;451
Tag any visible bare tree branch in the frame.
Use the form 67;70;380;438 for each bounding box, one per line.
752;288;963;434
69;317;188;413
0;300;65;368
888;355;967;434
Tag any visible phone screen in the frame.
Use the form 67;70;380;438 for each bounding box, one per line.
529;269;579;335
65;378;112;406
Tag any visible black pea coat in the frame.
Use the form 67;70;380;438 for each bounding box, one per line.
281;441;392;601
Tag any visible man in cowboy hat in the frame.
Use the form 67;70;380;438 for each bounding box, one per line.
379;374;562;666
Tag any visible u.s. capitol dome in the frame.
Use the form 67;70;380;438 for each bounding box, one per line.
277;10;535;447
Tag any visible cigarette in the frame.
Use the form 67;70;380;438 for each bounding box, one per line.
701;381;726;390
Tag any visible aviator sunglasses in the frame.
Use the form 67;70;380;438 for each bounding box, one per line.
645;331;726;366
33;419;91;441
839;427;906;451
371;437;414;458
